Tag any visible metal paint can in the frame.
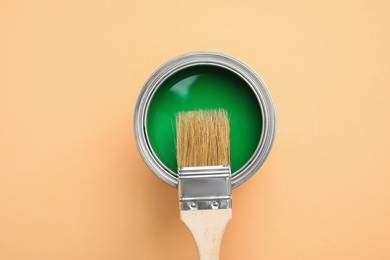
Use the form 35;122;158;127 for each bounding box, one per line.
134;51;276;188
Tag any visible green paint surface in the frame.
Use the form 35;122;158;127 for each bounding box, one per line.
147;65;262;174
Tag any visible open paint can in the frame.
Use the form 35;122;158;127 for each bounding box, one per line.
134;51;275;188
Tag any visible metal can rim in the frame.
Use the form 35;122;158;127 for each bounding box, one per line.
134;51;276;189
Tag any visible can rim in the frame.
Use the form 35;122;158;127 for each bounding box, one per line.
134;51;276;189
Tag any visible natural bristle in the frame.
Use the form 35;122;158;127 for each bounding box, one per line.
176;109;230;168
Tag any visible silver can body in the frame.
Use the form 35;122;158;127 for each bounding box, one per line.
134;51;276;188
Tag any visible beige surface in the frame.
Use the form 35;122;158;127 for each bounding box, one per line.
1;1;390;259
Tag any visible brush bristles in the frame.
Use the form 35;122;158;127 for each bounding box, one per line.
176;109;230;168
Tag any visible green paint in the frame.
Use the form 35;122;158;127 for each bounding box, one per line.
147;65;262;174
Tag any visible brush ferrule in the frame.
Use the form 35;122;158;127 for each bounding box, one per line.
179;165;232;211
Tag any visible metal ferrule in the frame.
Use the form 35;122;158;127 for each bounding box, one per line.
179;165;232;211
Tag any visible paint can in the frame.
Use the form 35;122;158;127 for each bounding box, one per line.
134;51;275;188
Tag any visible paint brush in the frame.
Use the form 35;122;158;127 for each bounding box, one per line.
176;109;232;260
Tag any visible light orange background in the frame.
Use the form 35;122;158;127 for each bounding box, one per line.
1;1;389;259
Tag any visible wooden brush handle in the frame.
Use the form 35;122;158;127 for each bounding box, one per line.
181;209;232;260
